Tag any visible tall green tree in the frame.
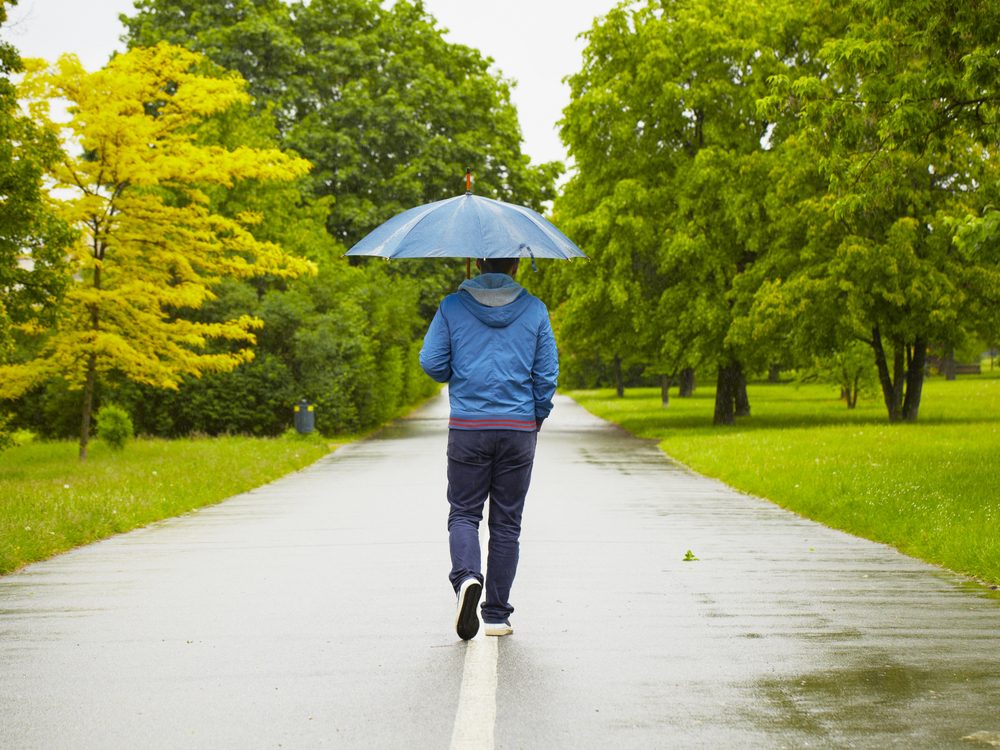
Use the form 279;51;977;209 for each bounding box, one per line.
122;0;560;247
0;0;72;360
755;0;1000;422
122;0;300;131
0;0;73;448
554;0;801;423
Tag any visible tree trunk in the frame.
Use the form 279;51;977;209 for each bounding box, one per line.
613;355;624;398
678;367;695;397
768;365;781;383
79;352;97;460
872;327;892;414
713;363;739;426
660;374;673;407
943;346;956;381
902;338;927;422
847;374;859;408
735;366;750;417
871;327;926;423
80;242;102;460
871;327;905;422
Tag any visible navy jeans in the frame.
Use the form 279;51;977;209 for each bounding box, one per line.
447;428;537;624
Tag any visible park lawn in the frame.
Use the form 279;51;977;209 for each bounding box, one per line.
570;374;1000;587
0;435;334;575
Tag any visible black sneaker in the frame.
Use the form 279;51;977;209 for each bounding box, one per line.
454;578;482;640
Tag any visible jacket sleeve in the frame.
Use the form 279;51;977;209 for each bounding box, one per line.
419;305;452;383
531;310;559;420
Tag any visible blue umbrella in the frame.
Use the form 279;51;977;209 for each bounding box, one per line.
345;184;586;262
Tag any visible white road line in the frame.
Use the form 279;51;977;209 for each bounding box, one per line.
449;636;499;750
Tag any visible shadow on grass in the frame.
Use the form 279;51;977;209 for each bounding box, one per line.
570;382;1000;438
606;411;885;437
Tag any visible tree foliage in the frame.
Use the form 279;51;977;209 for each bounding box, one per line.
0;0;74;449
105;0;557;438
550;0;801;422
546;0;1000;424
122;0;560;246
1;43;315;456
0;3;72;339
755;0;1000;421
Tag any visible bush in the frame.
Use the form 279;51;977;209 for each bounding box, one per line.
11;429;37;446
96;404;134;450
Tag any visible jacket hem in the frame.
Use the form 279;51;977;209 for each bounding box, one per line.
449;415;537;431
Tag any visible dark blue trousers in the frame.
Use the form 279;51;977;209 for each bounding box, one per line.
447;429;537;624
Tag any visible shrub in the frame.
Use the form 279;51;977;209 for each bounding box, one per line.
96;404;134;450
11;429;37;446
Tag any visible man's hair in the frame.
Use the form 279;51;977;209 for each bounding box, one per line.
480;257;519;275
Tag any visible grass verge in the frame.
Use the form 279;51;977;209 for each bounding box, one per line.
0;434;333;575
569;375;1000;587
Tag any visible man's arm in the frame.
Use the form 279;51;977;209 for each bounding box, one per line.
531;313;559;425
419;306;452;383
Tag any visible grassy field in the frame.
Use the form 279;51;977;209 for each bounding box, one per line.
0;435;333;575
570;374;1000;587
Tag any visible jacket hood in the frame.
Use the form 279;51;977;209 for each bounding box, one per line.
457;273;530;328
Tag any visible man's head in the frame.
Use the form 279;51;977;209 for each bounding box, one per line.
476;258;520;276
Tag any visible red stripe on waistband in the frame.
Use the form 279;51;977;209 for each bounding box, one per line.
449;417;536;428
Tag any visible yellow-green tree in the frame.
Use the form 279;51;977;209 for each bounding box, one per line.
1;43;315;458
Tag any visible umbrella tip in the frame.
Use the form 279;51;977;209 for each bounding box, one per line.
465;169;472;194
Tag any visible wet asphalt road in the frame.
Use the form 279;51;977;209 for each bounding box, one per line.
1;392;999;749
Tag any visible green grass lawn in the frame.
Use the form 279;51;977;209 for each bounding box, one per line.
570;374;1000;587
0;435;333;575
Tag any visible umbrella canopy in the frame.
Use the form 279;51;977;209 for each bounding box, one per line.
345;192;586;261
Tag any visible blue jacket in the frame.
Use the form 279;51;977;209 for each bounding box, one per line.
419;273;558;431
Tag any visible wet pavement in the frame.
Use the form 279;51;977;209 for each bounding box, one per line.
1;392;998;749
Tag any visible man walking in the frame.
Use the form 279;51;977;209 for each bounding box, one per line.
419;257;558;640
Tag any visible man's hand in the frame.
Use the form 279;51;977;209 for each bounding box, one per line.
535;418;545;432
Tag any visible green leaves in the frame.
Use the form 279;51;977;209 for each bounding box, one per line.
0;11;73;362
749;0;1000;421
124;0;557;250
550;0;1000;424
554;0;791;411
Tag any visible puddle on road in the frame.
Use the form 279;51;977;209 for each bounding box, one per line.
575;444;685;476
752;652;1000;747
956;579;1000;604
964;731;1000;747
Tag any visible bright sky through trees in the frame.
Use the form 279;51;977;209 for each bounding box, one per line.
0;0;618;167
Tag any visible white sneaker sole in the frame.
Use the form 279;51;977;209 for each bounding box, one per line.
484;623;513;637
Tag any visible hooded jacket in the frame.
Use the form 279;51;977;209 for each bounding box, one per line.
419;273;558;431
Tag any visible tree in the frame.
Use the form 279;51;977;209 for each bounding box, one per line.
121;0;300;132
554;0;802;423
121;0;560;245
0;43;315;457
117;0;561;436
756;0;1000;422
0;0;73;446
542;178;662;398
798;341;878;409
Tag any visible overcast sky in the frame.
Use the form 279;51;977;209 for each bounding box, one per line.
1;0;618;167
